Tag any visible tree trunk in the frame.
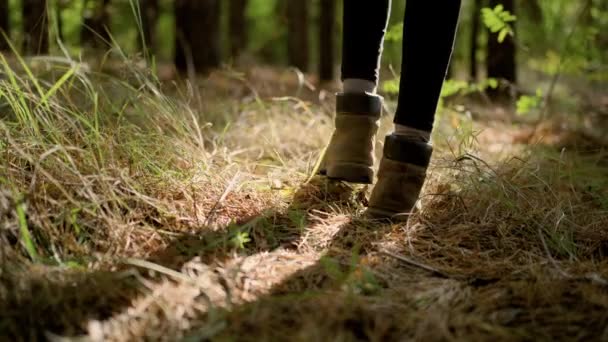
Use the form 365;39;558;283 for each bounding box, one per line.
286;0;309;72
319;0;336;81
520;0;543;23
174;0;221;74
0;0;9;50
22;0;49;54
229;0;248;59
487;0;516;99
470;0;482;81
81;0;111;48
139;0;159;54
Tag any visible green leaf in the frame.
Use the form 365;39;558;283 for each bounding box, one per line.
498;29;509;43
516;89;543;116
486;78;499;89
230;231;251;250
482;5;516;42
440;80;469;97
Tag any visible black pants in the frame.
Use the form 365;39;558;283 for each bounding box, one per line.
342;0;462;132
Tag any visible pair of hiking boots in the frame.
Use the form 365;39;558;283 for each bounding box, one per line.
320;93;432;221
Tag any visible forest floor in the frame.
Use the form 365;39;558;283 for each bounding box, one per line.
1;61;608;341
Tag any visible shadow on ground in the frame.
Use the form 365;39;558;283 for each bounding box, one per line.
3;145;608;340
206;147;608;341
0;176;367;339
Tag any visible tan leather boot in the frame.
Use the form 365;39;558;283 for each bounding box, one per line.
366;134;433;221
319;93;383;184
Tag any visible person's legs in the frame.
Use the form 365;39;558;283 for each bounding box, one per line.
321;1;391;183
341;0;391;94
368;0;462;220
394;0;462;137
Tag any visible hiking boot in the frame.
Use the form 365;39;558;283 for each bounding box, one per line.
366;134;433;221
319;93;383;184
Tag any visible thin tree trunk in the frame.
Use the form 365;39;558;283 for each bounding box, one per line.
139;0;159;54
174;0;221;74
470;0;482;81
287;0;309;72
229;0;248;59
487;0;516;99
81;0;111;48
22;0;49;54
520;0;543;23
0;0;9;50
319;0;336;81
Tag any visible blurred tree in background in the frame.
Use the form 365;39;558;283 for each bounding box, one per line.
22;0;49;54
319;0;336;82
0;0;605;100
229;0;248;59
138;0;158;55
286;0;309;72
486;0;517;99
0;0;9;50
81;0;111;48
174;0;220;74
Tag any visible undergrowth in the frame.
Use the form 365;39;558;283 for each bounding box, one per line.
1;52;608;341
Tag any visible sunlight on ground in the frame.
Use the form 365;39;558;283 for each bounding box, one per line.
1;61;608;340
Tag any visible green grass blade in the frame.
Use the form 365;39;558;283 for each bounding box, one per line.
16;201;39;262
36;65;78;109
0;31;47;104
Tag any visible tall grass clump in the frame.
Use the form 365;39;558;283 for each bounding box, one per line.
0;48;223;265
410;144;608;278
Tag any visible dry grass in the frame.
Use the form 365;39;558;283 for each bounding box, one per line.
1;56;608;341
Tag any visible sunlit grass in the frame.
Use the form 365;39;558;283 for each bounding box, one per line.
1;46;607;340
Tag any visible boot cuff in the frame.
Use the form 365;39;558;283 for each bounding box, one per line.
336;93;383;116
383;134;433;167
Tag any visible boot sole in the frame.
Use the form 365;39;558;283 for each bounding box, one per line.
326;163;374;184
365;207;412;222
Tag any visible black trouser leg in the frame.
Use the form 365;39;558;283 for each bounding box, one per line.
340;1;461;131
341;0;391;84
394;0;462;132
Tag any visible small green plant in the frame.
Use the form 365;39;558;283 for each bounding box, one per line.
288;209;307;232
345;265;381;296
320;251;381;296
482;4;517;43
384;78;498;101
516;89;544;116
435;78;498;113
230;230;251;250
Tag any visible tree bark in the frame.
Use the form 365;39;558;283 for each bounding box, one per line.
319;0;336;81
520;0;543;23
174;0;221;74
229;0;248;59
22;0;49;54
470;0;483;81
286;0;309;72
81;0;111;49
0;0;9;50
487;0;516;99
139;0;159;54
